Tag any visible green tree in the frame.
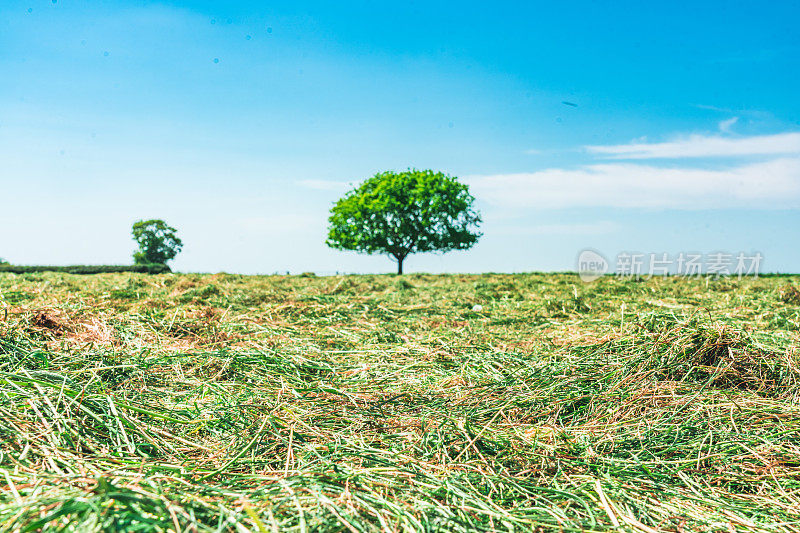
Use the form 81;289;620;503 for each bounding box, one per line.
131;219;183;265
326;169;482;274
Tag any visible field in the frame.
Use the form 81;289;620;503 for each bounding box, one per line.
1;271;799;532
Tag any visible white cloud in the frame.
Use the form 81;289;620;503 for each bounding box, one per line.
718;117;739;133
586;132;800;159
468;157;800;209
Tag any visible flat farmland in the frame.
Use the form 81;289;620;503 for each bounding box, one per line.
0;272;799;532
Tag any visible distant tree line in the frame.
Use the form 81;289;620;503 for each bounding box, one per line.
0;169;481;275
0;264;170;275
0;219;181;275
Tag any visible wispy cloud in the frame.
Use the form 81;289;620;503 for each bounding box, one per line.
693;104;773;120
586;132;800;159
468;157;800;209
718;117;739;133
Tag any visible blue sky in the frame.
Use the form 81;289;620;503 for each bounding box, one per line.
1;0;798;274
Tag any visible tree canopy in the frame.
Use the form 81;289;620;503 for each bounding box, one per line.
326;169;481;274
131;219;183;265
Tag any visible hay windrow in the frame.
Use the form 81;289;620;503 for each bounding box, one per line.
0;272;799;532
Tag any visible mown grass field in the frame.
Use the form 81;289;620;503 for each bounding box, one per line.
1;271;799;532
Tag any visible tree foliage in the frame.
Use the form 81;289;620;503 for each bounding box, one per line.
326;169;481;274
131;219;183;266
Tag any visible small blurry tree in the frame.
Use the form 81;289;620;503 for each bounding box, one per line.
131;219;183;265
326;169;482;274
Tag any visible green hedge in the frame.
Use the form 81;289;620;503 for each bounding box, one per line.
0;264;171;275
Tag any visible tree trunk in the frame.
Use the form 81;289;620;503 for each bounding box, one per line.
397;257;403;275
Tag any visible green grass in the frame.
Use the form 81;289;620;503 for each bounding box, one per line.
0;271;799;532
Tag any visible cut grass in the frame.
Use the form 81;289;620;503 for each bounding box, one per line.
0;272;799;531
